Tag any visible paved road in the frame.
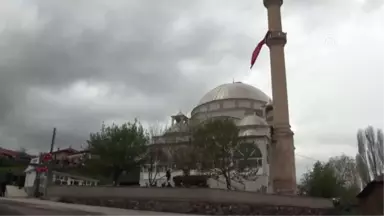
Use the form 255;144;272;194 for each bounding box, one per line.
0;198;188;215
0;199;97;215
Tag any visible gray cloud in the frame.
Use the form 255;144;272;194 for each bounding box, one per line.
0;0;255;152
0;0;382;180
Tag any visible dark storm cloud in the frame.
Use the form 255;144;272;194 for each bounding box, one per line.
0;0;254;152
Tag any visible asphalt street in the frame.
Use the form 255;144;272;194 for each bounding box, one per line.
0;198;198;216
0;199;98;215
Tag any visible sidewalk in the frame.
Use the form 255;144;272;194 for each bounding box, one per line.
0;197;190;215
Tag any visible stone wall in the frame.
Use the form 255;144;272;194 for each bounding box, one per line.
47;186;335;215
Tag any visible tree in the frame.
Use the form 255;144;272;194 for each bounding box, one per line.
191;118;259;190
299;156;361;203
86;120;149;186
145;124;167;186
328;155;360;187
327;155;361;201
172;144;199;176
298;161;344;198
146;146;166;186
356;126;384;186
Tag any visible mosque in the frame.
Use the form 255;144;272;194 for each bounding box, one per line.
140;81;275;193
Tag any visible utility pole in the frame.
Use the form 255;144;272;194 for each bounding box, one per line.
33;128;56;197
44;128;56;197
33;153;43;197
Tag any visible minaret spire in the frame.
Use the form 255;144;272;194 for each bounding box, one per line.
263;0;297;194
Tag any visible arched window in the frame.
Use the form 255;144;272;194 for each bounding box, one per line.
234;142;262;159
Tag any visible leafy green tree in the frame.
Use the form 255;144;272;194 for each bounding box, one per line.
172;145;199;176
356;126;384;186
299;161;344;198
299;156;361;203
192;118;238;189
86;120;149;186
191;118;258;190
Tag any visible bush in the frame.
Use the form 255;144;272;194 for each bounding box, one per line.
173;175;208;188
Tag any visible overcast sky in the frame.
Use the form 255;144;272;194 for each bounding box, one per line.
0;0;383;179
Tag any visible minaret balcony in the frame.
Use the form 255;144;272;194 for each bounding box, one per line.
263;0;283;8
266;31;287;47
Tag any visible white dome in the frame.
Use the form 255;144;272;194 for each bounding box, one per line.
238;115;268;127
197;82;270;106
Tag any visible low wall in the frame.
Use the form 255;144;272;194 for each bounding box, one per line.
47;186;335;215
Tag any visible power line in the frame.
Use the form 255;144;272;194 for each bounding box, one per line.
295;153;320;162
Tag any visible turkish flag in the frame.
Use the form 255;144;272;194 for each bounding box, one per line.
250;31;270;69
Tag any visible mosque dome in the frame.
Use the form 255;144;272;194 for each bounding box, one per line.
238;115;268;127
197;82;270;106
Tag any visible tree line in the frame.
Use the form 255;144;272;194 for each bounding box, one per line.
298;126;383;203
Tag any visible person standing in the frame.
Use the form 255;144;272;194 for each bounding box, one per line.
2;170;13;197
166;169;171;187
0;182;6;197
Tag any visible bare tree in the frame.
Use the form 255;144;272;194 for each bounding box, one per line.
328;155;360;187
356;126;384;186
327;155;360;199
146;123;168;186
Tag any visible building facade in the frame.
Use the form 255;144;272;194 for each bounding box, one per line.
23;149;97;196
141;82;274;192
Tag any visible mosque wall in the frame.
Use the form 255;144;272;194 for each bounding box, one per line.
139;169;268;192
238;100;251;108
193;109;265;122
240;136;270;185
193;109;245;121
192;99;267;118
266;109;274;124
222;100;236;109
146;82;273;193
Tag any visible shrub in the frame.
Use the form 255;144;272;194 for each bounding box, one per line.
173;175;208;188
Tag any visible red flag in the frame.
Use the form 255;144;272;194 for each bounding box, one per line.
42;153;53;162
36;166;48;173
250;31;270;69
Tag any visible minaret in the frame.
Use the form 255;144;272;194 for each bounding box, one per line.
264;0;297;194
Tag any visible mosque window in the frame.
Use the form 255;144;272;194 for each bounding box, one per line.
234;142;262;159
258;159;263;166
255;109;263;117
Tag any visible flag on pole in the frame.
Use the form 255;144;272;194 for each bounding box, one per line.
250;31;270;69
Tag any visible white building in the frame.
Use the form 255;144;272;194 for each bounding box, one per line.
24;156;99;196
140;82;274;192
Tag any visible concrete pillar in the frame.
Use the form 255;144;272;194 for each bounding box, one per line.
263;0;297;194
